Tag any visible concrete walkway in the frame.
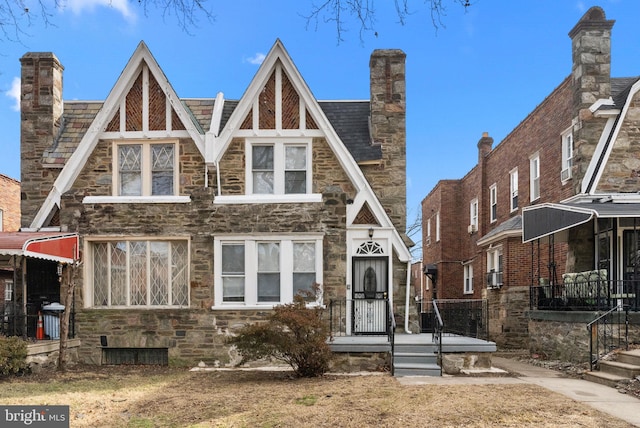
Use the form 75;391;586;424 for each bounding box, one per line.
397;356;640;427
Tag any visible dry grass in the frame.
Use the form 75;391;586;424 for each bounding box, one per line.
0;365;634;427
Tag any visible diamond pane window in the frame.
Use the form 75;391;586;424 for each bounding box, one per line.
91;240;189;308
151;144;174;195
119;145;142;196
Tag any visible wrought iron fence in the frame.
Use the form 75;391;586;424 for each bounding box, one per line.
1;303;75;340
530;279;639;311
419;299;488;340
328;298;390;338
587;304;629;371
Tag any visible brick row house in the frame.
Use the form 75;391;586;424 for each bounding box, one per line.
7;40;413;365
422;7;640;350
0;174;20;309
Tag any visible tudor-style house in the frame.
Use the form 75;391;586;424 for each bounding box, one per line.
14;40;412;365
421;7;640;351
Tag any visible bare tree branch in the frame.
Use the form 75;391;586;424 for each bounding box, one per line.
304;0;473;43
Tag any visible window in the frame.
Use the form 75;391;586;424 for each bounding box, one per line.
90;240;189;307
215;236;322;307
561;131;573;182
435;211;440;242
470;198;478;230
4;280;13;301
426;218;431;245
248;140;310;195
510;169;518;212
530;153;540;201
0;209;3;231
464;264;473;294
489;184;497;223
486;247;503;288
115;141;177;196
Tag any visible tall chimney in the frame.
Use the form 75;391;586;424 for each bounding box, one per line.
369;49;407;232
20;52;64;228
568;7;614;191
477;132;493;164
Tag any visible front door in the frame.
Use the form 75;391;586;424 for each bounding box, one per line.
352;257;388;334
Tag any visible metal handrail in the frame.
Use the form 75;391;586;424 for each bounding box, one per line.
432;300;444;367
387;298;396;375
587;304;629;371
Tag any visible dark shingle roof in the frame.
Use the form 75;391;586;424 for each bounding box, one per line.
319;101;380;162
43;98;379;166
611;77;639;109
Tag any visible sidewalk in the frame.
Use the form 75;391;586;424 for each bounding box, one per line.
397;356;640;427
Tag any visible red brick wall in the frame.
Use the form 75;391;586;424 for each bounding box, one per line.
0;174;20;232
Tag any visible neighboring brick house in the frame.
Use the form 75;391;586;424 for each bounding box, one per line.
16;40;412;364
0;173;20;304
422;7;640;348
0;174;20;233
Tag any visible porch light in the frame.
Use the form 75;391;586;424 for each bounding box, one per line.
57;263;63;277
368;227;374;239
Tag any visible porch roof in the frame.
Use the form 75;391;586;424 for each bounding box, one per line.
0;232;79;264
522;202;640;243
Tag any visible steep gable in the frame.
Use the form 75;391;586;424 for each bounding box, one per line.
30;42;205;228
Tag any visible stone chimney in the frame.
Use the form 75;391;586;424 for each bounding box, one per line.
477;132;493;164
369;49;407;232
20;52;64;228
568;7;614;193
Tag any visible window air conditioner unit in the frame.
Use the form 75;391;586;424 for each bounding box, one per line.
561;168;571;181
467;224;477;234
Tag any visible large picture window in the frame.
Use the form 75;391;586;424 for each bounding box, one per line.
215;236;322;307
115;141;177;197
248;140;310;195
90;239;189;307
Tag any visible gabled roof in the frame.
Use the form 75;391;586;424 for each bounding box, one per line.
32;41;207;227
582;77;640;194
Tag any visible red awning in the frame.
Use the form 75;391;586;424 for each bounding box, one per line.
0;232;79;264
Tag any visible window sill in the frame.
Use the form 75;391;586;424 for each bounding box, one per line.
211;303;323;311
83;196;191;204
214;194;322;205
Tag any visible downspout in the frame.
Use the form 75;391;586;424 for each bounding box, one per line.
404;260;412;333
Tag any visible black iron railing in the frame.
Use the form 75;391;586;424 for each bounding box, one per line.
1;303;75;340
587;304;629;371
432;300;443;367
328;298;391;337
419;299;488;340
387;299;396;375
530;279;639;311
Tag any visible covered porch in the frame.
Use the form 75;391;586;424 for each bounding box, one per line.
523;202;640;312
0;232;79;341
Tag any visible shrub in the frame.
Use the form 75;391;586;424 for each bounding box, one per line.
0;336;29;377
227;292;332;377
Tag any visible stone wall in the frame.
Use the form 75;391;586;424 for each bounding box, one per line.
528;311;640;363
486;285;530;349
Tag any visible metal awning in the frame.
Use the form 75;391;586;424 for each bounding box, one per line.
522;202;640;243
0;232;79;264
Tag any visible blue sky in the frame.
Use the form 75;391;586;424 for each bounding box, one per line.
1;0;639;222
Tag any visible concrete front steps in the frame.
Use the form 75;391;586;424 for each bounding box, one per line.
584;349;640;388
393;341;441;377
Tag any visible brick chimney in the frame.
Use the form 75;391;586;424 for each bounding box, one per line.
20;52;64;228
369;49;406;232
568;6;614;191
477;132;493;164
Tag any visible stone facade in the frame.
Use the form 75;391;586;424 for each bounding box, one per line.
19;42;410;366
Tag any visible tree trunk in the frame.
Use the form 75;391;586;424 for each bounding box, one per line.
58;264;76;371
